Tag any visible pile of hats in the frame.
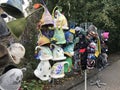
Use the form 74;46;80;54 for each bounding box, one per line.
33;4;76;81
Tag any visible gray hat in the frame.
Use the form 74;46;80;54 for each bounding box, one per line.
0;68;23;90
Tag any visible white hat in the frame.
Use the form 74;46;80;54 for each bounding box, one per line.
34;61;51;81
35;46;53;60
50;44;66;61
7;43;25;64
0;68;23;90
54;10;69;30
51;61;69;78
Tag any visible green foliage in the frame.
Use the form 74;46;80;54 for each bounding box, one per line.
21;80;43;90
45;0;120;52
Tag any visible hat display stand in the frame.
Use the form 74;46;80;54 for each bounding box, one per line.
83;23;107;90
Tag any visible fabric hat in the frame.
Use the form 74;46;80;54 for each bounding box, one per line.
51;44;66;61
51;61;69;78
7;18;26;39
34;60;51;81
38;5;54;28
64;43;74;57
101;32;109;41
0;44;10;68
88;25;97;33
7;43;25;64
0;68;23;90
89;42;97;49
65;31;74;44
35;46;53;60
53;9;69;30
87;59;95;69
64;57;72;73
0;16;11;38
52;28;66;44
37;31;50;46
0;0;24;18
69;29;75;34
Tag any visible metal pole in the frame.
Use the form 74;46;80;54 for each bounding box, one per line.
85;70;87;90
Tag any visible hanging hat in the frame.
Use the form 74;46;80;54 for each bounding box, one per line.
52;28;66;44
37;30;50;46
51;44;66;61
101;32;109;41
53;9;69;29
64;43;74;57
64;57;73;73
0;68;24;90
7;18;26;39
87;59;95;69
35;46;53;60
34;60;51;81
51;61;69;78
88;25;97;32
0;16;11;38
89;42;97;49
0;0;24;18
7;43;25;64
38;4;54;28
65;31;74;44
0;44;11;68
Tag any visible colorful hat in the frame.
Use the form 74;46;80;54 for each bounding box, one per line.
38;5;54;28
0;0;24;18
89;42;97;49
52;28;66;44
65;31;74;44
0;44;10;68
51;61;69;78
37;31;50;46
51;44;66;61
0;16;11;38
64;57;73;73
7;43;25;64
0;68;23;90
34;60;51;81
7;18;26;38
64;43;74;57
101;32;109;41
35;46;53;60
53;9;69;29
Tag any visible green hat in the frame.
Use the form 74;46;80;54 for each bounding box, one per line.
52;28;66;44
64;43;74;57
64;57;73;73
7;18;26;39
